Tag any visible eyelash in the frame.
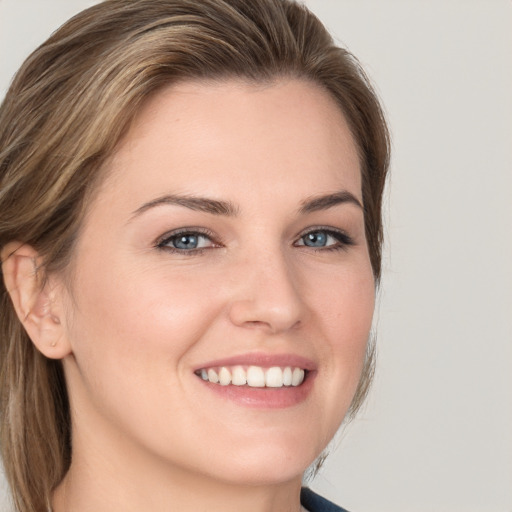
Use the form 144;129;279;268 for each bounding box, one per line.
155;227;354;255
296;227;355;252
156;227;218;255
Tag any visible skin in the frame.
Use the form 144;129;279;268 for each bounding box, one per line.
4;79;375;512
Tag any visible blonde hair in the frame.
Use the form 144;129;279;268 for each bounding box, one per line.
0;1;389;510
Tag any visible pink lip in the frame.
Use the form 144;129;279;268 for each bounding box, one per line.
194;352;317;409
194;352;316;372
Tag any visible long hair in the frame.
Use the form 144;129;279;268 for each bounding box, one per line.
0;1;390;510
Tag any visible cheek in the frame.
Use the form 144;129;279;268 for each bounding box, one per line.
307;262;375;396
308;259;375;343
61;262;222;439
67;264;217;365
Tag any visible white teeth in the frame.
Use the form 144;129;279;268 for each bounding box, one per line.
198;365;307;388
265;366;283;387
247;366;265;387
232;366;247;386
207;368;219;384
291;368;305;386
283;366;293;386
218;367;231;386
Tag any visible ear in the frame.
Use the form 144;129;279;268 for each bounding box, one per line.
1;242;72;359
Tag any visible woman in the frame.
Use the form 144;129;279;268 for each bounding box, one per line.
0;1;389;511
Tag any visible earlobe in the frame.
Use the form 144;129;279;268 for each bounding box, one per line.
1;241;72;359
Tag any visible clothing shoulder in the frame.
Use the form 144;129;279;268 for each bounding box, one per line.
301;487;351;512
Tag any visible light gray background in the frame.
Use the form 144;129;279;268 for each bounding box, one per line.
0;1;511;511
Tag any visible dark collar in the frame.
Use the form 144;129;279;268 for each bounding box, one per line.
301;487;350;512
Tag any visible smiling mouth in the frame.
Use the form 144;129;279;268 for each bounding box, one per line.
195;365;306;388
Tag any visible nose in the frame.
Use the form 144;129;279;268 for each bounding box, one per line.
227;250;305;334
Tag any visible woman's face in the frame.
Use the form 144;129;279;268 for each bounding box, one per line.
59;79;375;485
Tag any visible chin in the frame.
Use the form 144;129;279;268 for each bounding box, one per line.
192;431;326;487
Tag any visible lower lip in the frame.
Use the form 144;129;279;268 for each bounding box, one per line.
197;371;316;409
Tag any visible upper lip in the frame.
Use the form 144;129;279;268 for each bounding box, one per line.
194;352;316;372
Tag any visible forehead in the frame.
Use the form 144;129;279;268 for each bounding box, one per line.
97;78;362;211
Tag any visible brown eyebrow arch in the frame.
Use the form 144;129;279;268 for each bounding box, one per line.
131;194;239;219
299;191;363;214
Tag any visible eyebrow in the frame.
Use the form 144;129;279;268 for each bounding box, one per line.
299;191;363;213
130;194;239;220
130;189;362;221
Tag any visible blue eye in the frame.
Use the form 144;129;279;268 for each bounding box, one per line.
296;229;353;250
302;231;328;247
173;234;200;250
157;230;215;252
